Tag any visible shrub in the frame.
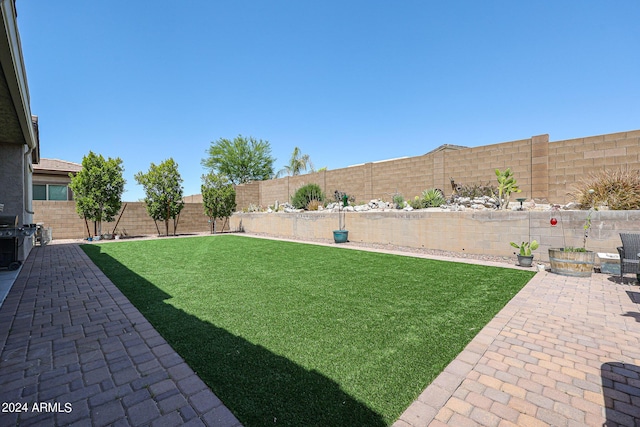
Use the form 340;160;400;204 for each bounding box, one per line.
291;184;325;209
410;196;423;209
421;188;446;207
307;199;321;211
392;194;404;209
572;168;640;210
455;182;497;199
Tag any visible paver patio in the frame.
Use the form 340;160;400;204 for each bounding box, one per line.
1;237;640;426
0;242;240;427
395;264;640;427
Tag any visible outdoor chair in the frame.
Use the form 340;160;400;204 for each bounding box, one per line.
617;233;640;279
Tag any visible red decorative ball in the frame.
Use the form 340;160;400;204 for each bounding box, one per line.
550;218;558;226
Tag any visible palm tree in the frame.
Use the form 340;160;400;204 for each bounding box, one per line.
276;147;314;178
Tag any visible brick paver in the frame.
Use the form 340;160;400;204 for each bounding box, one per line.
0;243;241;427
394;269;640;426
3;236;640;426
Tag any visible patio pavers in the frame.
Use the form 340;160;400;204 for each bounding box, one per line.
2;237;640;426
0;242;241;427
394;269;640;426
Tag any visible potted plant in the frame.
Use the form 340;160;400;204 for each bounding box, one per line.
548;209;596;277
333;190;350;243
510;240;539;267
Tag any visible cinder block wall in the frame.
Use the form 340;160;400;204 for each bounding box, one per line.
548;130;640;202
234;129;640;209
33;201;218;239
230;210;640;262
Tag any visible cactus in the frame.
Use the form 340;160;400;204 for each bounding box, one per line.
510;240;539;256
495;168;521;209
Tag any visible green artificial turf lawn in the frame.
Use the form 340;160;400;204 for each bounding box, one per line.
82;235;535;427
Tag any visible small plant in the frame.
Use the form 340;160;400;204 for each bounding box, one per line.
410;196;423;209
455;182;498;199
510;240;539;256
563;246;587;253
306;199;321;211
333;190;352;231
421;188;445;207
495;168;521;210
558;208;594;252
572;167;640;210
392;193;405;209
291;184;325;209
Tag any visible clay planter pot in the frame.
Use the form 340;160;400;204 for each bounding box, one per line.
548;248;595;277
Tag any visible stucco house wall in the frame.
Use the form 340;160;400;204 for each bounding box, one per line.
0;0;39;262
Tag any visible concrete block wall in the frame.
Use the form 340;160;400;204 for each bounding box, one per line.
230;210;640;263
547;130;640;203
234;182;260;210
33;201;218;240
234;129;640;210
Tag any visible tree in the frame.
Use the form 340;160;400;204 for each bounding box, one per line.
134;158;185;236
276;146;314;178
69;151;125;237
201;135;275;185
201;173;236;234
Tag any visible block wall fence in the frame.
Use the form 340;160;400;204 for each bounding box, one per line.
230;210;640;263
234;129;640;210
32;201;218;240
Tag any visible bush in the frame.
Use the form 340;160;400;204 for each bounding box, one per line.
572;168;640;210
392;194;404;209
455;182;497;199
306;199;321;211
410;196;423;209
421;188;446;207
291;184;325;209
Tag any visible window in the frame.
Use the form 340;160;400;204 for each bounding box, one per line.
33;184;47;200
48;185;68;201
33;184;69;201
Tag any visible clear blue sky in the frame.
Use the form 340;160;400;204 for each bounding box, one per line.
16;1;640;201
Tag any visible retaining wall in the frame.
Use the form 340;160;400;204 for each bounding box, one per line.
229;210;640;262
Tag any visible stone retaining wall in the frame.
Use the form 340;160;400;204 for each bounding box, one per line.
229;210;640;262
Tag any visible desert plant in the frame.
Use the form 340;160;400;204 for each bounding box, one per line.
495;168;521;209
392;193;405;209
510;240;539;256
333;190;352;230
291;184;325;209
421;188;445;207
572;167;640;210
455;182;498;199
410;196;423;209
306;199;321;211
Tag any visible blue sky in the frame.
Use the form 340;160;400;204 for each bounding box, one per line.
16;1;640;201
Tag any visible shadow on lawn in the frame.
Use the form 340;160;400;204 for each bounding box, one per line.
82;245;386;427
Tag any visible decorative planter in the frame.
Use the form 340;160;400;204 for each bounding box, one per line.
517;255;534;268
548;248;595;277
333;230;349;243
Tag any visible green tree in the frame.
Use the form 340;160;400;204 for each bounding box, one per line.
276;146;314;178
134;158;185;236
69;151;125;237
201;135;275;185
201;173;236;234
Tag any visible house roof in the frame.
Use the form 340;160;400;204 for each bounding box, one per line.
424;144;468;156
34;158;82;175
